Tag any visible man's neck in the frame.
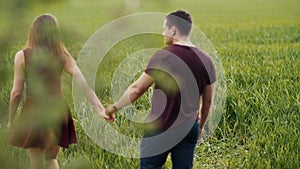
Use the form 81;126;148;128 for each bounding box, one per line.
172;37;195;47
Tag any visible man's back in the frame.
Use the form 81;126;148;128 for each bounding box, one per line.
145;44;216;131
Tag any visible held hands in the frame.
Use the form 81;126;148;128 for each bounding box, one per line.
90;96;115;122
105;104;118;122
95;105;115;122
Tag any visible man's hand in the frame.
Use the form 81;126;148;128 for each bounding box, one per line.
197;128;203;144
105;104;117;122
197;121;203;145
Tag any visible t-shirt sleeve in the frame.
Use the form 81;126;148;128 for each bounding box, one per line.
206;57;217;85
144;50;167;78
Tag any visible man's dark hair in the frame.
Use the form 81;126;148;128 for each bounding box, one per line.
166;10;192;36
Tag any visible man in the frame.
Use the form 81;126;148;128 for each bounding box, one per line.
106;10;216;169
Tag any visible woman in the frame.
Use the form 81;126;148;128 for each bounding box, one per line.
8;14;110;169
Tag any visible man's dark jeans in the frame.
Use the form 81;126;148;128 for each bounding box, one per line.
140;121;200;169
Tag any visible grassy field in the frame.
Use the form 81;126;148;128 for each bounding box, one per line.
0;0;299;168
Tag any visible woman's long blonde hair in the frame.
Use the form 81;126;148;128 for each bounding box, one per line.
25;14;70;63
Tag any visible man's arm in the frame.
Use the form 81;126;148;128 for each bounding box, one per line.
106;72;154;118
198;83;215;142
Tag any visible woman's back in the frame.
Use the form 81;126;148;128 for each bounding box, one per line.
23;48;64;101
9;48;77;149
8;14;107;169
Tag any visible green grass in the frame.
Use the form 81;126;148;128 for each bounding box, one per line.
0;0;299;168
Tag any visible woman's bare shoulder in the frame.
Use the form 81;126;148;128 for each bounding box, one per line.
14;50;25;66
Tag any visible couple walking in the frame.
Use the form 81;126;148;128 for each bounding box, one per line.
8;10;216;169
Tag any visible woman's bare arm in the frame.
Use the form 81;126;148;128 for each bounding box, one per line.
63;51;111;120
9;51;25;127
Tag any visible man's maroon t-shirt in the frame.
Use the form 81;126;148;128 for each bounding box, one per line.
144;44;216;131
